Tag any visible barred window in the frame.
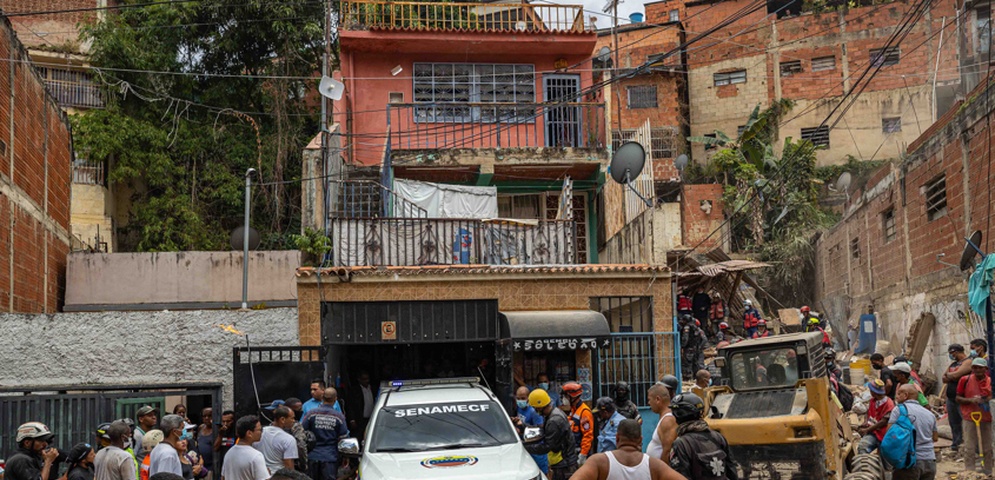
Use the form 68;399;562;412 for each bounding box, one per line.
627;85;658;109
612;128;678;159
882;117;902;133
713;70;747;86
869;47;900;67
801;126;830;147
925;175;947;221
413;63;536;123
811;56;836;72
882;207;896;243
851;237;861;260
779;60;802;77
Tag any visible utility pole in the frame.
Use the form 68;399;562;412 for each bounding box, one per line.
242;168;256;310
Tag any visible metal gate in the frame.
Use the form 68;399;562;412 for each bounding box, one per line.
595;332;680;407
233;346;326;419
0;384;221;458
543;74;581;147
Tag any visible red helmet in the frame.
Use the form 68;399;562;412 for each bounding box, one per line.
800;306;811;313
757;319;766;327
694;319;701;327
719;322;730;330
561;382;584;399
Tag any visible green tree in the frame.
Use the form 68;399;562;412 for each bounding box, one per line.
689;100;836;303
72;0;325;251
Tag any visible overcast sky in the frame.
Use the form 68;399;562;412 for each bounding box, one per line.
542;0;647;29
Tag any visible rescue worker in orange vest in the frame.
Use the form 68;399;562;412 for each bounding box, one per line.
751;319;771;339
805;317;831;345
743;300;761;338
562;382;595;465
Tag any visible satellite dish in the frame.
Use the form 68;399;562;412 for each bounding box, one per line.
960;230;985;271
609;141;645;184
674;154;689;171
318;76;344;101
596;46;612;63
231;226;261;251
835;172;852;193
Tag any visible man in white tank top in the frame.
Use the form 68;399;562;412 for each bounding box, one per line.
570;419;686;480
645;384;677;461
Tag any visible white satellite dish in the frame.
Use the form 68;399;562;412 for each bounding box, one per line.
596;46;611;63
835;172;852;193
674;154;689;171
318;76;344;101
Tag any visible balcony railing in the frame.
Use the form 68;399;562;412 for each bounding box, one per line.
339;0;591;33
72;160;106;186
387;102;606;151
330;217;579;266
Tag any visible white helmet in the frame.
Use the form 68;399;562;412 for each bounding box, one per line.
16;422;54;443
744;299;753;306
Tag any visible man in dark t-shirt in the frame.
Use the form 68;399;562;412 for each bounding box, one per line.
213;410;236;473
301;389;349;480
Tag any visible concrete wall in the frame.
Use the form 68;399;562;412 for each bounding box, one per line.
681;184;726;250
70;183;114;252
65;251;301;310
0;18;74;313
0;308;299;407
599;202;681;264
814;76;995;378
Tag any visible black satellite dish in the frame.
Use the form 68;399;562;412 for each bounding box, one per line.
231;226;261;251
610;141;646;184
960;230;985;271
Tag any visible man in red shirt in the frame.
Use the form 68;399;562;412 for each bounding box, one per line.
857;379;894;454
957;357;993;474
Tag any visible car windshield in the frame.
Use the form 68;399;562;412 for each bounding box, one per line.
368;400;518;453
729;347;800;390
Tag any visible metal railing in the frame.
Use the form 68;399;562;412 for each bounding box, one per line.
330;217;578;266
339;0;590;33
43;78;104;109
596;332;680;407
72;162;105;185
387;102;606;150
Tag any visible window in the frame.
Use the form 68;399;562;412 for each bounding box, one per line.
978;7;991;54
851;237;861;260
730;347;800;390
882;117;902;133
498;195;541;219
882;207;896;243
801;126;830;147
612;128;678;159
779;60;802;77
412;63;535;122
368;400;518;453
811;56;837;72
627;85;658;109
925;175;947;221
389;92;404;103
869;47;900;67
704;133;717;150
669;9;680;22
713;70;747;86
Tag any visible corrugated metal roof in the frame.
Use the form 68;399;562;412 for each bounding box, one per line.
297;264;670;277
697;260;771;277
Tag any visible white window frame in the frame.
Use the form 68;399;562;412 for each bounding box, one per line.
713;70;747;86
412;63;536;123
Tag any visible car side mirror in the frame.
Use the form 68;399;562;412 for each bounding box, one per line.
338;438;361;456
523;426;543;443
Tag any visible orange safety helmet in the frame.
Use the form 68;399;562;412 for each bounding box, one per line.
800;306;811;313
561;382;584;399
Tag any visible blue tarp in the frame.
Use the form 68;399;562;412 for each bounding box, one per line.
969;254;995;318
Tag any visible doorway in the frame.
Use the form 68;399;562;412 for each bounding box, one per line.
543;74;582;147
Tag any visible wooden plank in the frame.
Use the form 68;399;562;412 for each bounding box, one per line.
907;312;935;369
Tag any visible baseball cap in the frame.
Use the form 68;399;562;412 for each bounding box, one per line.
66;443;92;465
264;400;286;410
949;344;966;353
136;406;159;417
973;357;988;368
890;362;911;374
183;422;196;431
867;379;886;395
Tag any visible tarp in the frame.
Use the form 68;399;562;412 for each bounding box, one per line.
969;253;995;318
394;178;498;219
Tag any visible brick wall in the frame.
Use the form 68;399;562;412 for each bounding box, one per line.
0;19;73;312
4;0;104;49
813;76;995;376
681;183;725;250
681;0;968;166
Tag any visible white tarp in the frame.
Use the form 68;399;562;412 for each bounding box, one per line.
394;179;498;219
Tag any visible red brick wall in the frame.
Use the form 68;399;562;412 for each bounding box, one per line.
4;0;105;49
0;20;73;312
682;183;725;249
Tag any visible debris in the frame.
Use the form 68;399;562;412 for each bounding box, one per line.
907;312;936;369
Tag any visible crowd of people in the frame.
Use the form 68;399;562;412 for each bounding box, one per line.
515;377;739;480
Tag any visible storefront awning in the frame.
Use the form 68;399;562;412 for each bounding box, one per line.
499;310;611;352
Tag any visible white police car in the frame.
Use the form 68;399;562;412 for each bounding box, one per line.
340;377;544;480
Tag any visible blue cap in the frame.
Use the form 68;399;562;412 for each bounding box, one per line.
264;400;286;410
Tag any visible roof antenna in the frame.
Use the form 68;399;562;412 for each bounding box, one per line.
477;366;492;391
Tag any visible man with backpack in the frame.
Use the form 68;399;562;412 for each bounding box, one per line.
884;384;937;480
956;357;993;475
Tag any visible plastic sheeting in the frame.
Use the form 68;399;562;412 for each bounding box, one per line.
394;179;498;219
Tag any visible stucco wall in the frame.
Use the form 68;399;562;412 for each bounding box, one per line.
65;251;301;310
70;183;114;252
0;308;299;407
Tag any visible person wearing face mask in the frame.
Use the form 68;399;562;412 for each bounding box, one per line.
692;369;712;397
149;415;186;477
942;344;972;453
535;373;551;393
512;386;548;475
523;389;577;479
971;338;988;359
870;353;895;398
611;382;641;424
94;421;138;480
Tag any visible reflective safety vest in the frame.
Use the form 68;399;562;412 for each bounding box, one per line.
569;402;595;456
